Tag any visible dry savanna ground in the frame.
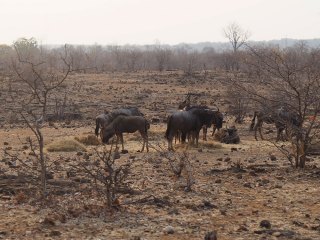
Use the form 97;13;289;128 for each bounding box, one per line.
0;71;320;240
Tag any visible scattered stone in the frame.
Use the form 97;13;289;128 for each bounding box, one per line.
76;151;83;156
168;208;179;215
3;142;9;146
204;231;217;240
243;182;252;188
215;179;222;184
231;147;237;151
113;151;120;160
42;217;56;226
237;225;249;232
121;149;129;154
224;157;231;162
163;225;174;234
260;220;271;229
217;158;223;161
270;154;277;161
131;236;141;240
49;230;61;237
202;200;218;209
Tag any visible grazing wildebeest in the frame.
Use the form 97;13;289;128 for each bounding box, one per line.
95;107;143;138
165;107;215;151
101;115;150;152
250;107;302;141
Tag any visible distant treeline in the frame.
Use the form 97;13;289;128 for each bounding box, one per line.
0;38;319;75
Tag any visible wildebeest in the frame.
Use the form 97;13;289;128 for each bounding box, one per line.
165;107;215;151
182;105;224;141
101;115;150;152
250;107;302;141
95;107;143;138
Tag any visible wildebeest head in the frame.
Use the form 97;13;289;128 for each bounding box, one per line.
101;128;115;144
190;108;214;126
214;111;224;130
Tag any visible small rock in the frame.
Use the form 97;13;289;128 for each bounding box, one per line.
76;151;83;156
49;230;61;237
215;179;222;184
3;142;9;146
113;151;120;160
198;148;203;152
260;220;271;229
224;157;231;162
163;225;174;234
243;182;252;188
231;147;237;151
270;155;277;161
168;208;179;215
217;158;223;161
121;149;129;154
204;231;217;240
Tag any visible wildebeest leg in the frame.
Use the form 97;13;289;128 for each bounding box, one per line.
212;125;217;136
118;133;124;151
203;126;207;141
169;137;174;151
256;121;264;140
181;132;187;143
139;130;148;152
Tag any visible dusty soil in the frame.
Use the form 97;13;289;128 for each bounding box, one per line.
0;71;320;240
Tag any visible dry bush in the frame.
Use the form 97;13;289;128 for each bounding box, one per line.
73;144;133;209
75;134;100;146
46;138;87;152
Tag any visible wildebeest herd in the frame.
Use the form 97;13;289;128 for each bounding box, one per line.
94;104;302;152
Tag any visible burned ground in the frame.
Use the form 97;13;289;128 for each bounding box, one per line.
0;71;319;240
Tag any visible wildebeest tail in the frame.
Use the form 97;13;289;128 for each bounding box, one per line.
95;118;100;136
249;111;257;131
165;115;172;139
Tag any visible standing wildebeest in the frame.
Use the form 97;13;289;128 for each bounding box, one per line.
165;107;215;151
250;107;302;141
101;115;150;152
177;93;223;141
202;109;224;141
95;107;143;138
182;105;224;141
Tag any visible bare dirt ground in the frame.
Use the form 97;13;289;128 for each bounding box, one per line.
0;71;320;240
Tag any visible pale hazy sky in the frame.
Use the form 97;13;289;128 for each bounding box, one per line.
0;0;319;45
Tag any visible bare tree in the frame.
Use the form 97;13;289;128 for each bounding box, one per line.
236;43;320;168
154;42;172;72
7;38;72;197
224;22;250;53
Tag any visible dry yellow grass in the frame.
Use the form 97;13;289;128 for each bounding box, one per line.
75;134;100;146
45;138;87;152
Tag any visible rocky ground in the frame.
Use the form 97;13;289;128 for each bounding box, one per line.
0;71;319;240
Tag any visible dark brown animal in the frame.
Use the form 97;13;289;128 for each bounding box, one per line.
101;115;150;152
95;107;143;138
165;108;215;151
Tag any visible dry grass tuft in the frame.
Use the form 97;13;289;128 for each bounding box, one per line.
46;138;87;152
75;134;100;146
